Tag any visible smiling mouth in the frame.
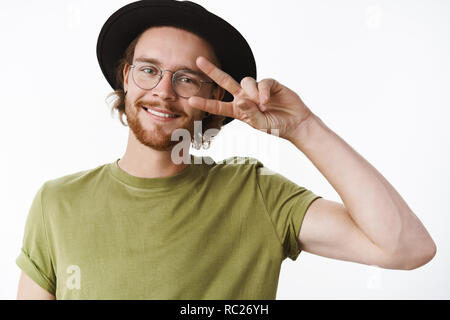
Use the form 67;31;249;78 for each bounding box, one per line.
141;106;181;119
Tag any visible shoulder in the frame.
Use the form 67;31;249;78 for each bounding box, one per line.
40;163;109;202
199;155;265;179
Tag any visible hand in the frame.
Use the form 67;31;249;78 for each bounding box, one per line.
188;56;314;142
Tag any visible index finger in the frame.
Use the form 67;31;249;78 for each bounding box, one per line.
196;56;242;97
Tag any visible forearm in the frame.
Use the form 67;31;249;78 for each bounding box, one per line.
289;113;436;257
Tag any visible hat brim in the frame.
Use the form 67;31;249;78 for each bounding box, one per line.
97;0;257;127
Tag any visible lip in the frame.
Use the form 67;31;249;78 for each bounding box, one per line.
141;106;181;122
142;105;180;116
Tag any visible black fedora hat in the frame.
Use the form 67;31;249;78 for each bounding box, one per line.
96;0;257;126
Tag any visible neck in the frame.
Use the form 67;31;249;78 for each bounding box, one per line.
117;130;190;179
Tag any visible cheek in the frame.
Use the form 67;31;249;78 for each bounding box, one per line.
125;91;144;109
123;96;134;113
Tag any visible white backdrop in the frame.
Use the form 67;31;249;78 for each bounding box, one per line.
1;0;449;299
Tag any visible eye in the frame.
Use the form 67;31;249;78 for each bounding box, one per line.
176;73;200;85
179;77;192;83
140;66;158;75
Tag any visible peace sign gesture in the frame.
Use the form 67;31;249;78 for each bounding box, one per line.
188;56;314;142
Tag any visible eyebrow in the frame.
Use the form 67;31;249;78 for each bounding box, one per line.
134;57;205;77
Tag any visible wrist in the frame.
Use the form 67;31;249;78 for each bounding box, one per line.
286;112;320;146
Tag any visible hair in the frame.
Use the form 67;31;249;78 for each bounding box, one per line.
105;26;226;149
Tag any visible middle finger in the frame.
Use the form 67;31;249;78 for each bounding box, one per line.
196;56;242;97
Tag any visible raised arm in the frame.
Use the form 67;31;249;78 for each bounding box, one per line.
294;114;436;270
187;56;436;270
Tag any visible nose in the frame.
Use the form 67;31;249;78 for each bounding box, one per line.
151;70;177;101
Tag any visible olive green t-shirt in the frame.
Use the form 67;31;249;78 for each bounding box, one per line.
16;154;321;299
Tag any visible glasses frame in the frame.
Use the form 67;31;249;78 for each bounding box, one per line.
129;62;216;98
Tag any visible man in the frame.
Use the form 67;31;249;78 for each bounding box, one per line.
16;0;436;300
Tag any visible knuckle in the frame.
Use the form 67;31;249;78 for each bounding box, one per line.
240;77;255;86
260;78;273;86
217;72;229;84
235;98;246;108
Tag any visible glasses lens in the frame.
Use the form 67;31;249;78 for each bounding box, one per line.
133;64;160;89
173;71;202;98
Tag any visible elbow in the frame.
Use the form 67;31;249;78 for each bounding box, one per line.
385;213;437;270
406;240;437;270
390;239;437;271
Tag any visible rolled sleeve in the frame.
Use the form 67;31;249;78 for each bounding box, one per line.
256;163;322;261
16;248;56;294
16;184;56;295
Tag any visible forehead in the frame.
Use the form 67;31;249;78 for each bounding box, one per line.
133;26;219;71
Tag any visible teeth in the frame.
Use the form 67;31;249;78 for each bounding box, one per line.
144;107;178;118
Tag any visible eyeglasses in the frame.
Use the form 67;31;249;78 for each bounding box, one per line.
129;62;216;98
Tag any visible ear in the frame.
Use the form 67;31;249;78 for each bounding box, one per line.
123;63;131;93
